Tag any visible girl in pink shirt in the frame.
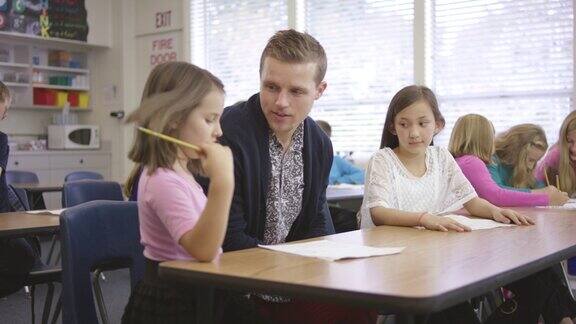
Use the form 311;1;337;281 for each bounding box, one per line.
449;113;576;324
449;114;567;207
122;62;234;324
536;110;576;197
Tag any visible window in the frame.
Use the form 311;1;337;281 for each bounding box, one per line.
432;0;573;146
190;0;288;105
189;0;574;153
305;0;415;153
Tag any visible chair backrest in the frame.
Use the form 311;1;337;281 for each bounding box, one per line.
5;170;39;185
8;184;30;211
62;180;123;208
64;171;104;182
60;201;144;324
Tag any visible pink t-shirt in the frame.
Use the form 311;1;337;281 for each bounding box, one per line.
456;155;549;207
138;167;211;262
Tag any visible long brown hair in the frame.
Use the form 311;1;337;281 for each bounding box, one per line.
494;124;547;189
555;110;576;195
380;85;445;149
124;62;224;197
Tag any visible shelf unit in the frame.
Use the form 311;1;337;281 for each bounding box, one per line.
0;41;91;111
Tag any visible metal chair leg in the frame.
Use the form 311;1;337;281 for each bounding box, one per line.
46;235;59;265
41;283;55;324
30;285;36;324
560;260;575;299
93;269;109;324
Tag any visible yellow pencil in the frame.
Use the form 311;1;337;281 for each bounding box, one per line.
556;174;561;190
137;127;201;152
544;168;551;186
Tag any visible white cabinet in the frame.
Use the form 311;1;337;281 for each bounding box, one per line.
8;150;111;209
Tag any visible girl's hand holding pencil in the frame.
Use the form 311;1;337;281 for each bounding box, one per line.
137;126;233;183
542;168;569;206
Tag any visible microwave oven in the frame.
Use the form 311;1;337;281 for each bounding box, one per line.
48;125;100;150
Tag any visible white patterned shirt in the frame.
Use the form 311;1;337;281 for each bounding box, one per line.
360;146;477;228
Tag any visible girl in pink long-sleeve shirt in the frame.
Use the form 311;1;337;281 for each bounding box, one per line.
535;110;576;197
448;114;565;207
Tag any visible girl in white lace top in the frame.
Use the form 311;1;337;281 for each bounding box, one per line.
360;85;534;231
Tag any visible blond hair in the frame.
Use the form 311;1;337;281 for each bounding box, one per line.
555;110;576;195
0;81;10;102
260;29;327;84
494;124;548;189
448;114;495;163
124;62;224;197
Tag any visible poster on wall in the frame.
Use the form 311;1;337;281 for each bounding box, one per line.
0;0;88;41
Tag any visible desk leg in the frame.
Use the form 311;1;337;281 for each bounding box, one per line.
196;287;214;324
396;314;428;324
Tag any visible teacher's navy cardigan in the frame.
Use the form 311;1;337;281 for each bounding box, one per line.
216;93;335;252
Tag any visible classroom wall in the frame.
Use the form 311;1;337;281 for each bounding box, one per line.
83;0;137;182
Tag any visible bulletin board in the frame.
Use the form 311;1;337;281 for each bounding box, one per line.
0;0;89;41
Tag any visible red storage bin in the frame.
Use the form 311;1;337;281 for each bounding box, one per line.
68;91;79;107
33;88;56;106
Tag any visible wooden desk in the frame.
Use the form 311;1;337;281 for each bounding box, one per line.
326;185;364;202
0;211;59;238
160;208;576;323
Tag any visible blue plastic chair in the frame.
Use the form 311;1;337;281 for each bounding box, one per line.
8;184;30;211
64;171;104;183
62;180;123;208
60;201;144;324
6;171;46;210
6;185;62;324
5;170;39;185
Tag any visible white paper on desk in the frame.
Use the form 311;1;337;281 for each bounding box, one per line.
328;184;364;190
258;240;404;261
442;214;515;230
26;208;66;215
537;202;576;210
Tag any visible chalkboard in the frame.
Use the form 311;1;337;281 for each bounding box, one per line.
0;0;88;42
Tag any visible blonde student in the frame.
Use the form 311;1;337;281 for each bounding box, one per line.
490;123;568;203
121;62;234;324
536;110;576;196
449;114;576;324
449;116;568;207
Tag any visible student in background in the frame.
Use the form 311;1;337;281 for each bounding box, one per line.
359;85;572;324
536;110;576;197
449;115;568;207
490;123;567;201
449;114;576;324
121;62;235;324
316;119;365;184
0;82;41;298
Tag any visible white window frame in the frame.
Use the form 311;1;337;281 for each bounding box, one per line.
185;0;576;152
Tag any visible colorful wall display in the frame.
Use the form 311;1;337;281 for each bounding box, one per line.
0;0;88;41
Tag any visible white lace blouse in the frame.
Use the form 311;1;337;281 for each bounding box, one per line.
360;146;477;228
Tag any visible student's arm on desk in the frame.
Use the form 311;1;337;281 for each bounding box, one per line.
463;197;534;225
370;207;471;232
